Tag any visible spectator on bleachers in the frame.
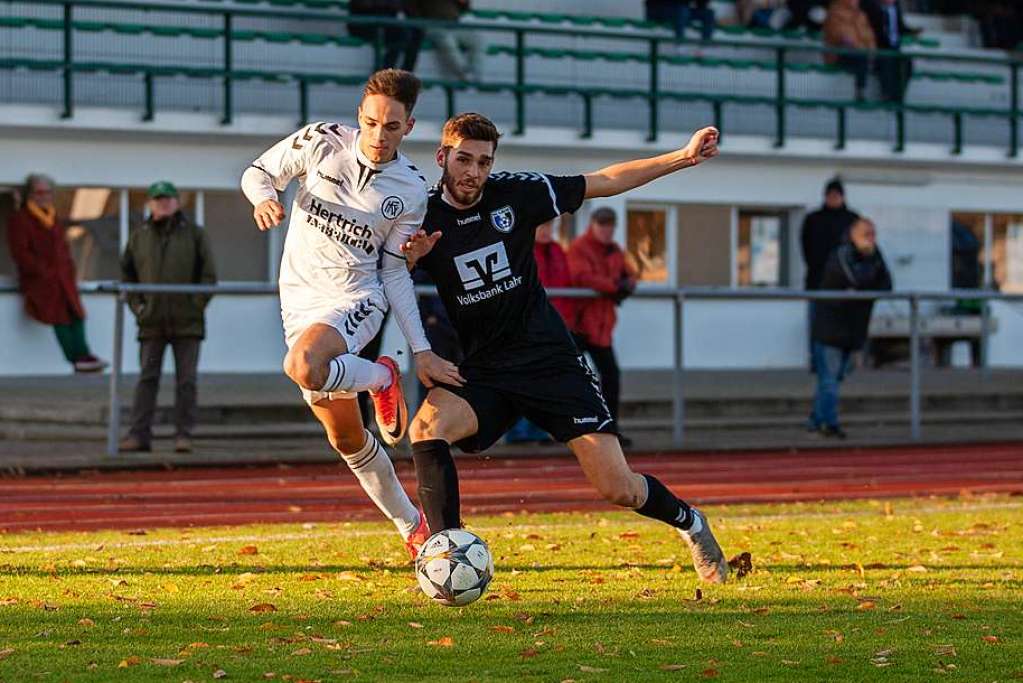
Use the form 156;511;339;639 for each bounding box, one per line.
784;0;828;32
823;0;876;101
737;0;790;29
809;218;892;439
862;0;919;102
6;173;107;374
801;177;860;292
119;181;217;454
567;208;637;446
645;0;716;42
348;0;422;72
973;1;1023;51
408;0;481;82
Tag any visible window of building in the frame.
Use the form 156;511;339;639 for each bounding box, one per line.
951;211;1023;292
625;207;671;286
737;210;788;287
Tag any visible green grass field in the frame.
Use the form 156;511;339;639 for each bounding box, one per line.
1;496;1021;682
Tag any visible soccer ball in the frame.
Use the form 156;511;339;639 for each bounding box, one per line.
415;529;494;607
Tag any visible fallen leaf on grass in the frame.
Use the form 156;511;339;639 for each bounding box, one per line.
117;656;142;668
982;635;1000;644
213;669;228;679
826;656;844;665
857;601;877;611
701;668;719;678
291;648;312;656
0;649;14;661
150;658;183;666
491;626;515;634
77;618;95;627
427;637;453;647
520;648;539;658
728;552;753;578
907;565;928;573
578;665;607;673
934;645;957;657
407;622;424;629
239;545;259;556
249;603;277;613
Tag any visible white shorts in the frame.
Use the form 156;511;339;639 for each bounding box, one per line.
281;290;388;405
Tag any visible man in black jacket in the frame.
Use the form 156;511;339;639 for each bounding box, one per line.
862;0;919;102
810;218;892;439
801;177;859;291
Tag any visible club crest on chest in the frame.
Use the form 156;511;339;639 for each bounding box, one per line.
489;206;515;233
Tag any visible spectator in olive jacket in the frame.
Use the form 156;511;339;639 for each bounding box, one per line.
119;181;217;454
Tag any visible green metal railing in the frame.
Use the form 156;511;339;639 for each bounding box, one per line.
3;0;1021;155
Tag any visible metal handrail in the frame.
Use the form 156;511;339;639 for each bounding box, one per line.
2;281;1020;453
5;0;1021;152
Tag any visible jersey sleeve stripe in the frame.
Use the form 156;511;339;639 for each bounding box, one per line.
382;247;406;260
540;174;561;215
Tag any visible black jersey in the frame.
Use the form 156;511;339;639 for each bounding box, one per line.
418;172;587;370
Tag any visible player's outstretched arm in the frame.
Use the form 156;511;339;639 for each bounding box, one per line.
240;123;328;230
583;126;719;200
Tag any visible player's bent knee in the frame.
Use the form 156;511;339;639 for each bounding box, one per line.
283;349;322;389
409;412;443;443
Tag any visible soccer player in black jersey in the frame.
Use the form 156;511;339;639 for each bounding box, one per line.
402;113;729;583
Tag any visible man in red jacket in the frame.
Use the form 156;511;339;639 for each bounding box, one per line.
566;208;637;442
534;218;574;325
7;173;107;373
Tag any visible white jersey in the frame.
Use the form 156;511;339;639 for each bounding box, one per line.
241;121;431;354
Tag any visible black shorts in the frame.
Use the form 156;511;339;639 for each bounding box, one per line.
440;353;618;453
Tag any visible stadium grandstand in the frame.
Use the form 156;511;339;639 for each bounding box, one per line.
0;0;1021;454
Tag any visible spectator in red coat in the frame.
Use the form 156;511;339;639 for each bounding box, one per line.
566;207;636;441
533;218;574;324
6;174;107;373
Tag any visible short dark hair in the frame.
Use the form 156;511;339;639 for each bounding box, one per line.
363;69;421;116
824;177;845;196
441;112;502;151
590;207;617;226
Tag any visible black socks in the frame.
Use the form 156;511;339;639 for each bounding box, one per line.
411;439;462;531
635;474;693;530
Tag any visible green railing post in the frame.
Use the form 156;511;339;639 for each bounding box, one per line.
952;112;963;155
835;106;846;150
444;84;456;120
61;2;73;119
712;100;722;143
514;29;526;135
580;91;593;139
774;46;786;147
298;77;309;126
647;37;659;142
221;11;232;125
143;71;154;121
894;105;905;152
1010;61;1019;158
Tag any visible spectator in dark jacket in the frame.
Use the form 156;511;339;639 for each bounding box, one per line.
645;0;716;42
862;0;918;101
801;177;859;291
809;218;892;438
567;208;637;442
119;181;217;454
348;0;422;72
7;173;107;373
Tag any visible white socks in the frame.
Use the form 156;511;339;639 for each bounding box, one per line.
339;430;420;539
320;354;391;394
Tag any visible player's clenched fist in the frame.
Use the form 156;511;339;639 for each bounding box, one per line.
682;127;720;167
253;199;286;231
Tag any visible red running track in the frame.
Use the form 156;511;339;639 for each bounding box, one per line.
1;443;1021;533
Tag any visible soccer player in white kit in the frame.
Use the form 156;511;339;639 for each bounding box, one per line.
240;70;463;558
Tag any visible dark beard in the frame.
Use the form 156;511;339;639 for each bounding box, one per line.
441;166;483;207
